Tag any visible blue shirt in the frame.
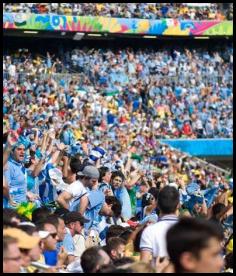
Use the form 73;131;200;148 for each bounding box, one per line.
26;169;37;193
113;186;132;220
60;129;75;145
57;228;75;256
39;163;57;203
4;156;27;205
97;216;109;246
43;250;57;266
98;182;112;194
84;189;105;232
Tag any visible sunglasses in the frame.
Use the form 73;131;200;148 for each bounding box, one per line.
20;248;30;254
49;232;57;239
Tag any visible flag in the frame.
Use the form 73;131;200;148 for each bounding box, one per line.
186;182;200;195
202;186;219;208
185;194;204;211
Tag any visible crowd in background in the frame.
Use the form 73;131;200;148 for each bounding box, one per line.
3;45;233;139
3;3;233;20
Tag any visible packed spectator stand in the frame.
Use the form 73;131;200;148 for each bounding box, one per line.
3;3;233;20
3;2;233;274
3;44;233;139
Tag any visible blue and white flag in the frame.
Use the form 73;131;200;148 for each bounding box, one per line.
202;186;219;208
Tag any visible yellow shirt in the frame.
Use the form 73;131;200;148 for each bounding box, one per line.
74;129;83;140
178;173;189;185
125;240;141;262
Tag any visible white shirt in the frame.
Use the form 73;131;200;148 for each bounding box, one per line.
140;215;178;259
73;232;86;258
8;64;16;77
65;180;87;211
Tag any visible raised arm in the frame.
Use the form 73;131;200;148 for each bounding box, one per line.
62;155;70;179
124;152;132;177
3;131;19;166
126;170;144;188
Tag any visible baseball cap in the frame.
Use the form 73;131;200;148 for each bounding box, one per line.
38;231;50;239
77;165;100;179
54;207;70;218
3;228;40;249
63;211;89;225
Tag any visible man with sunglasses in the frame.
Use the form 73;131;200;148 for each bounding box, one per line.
35;220;59;266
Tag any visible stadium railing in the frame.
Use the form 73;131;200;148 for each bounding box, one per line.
3;72;232;87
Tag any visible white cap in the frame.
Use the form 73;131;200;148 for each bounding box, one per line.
168;183;178;189
19;222;36;227
38;231;50;239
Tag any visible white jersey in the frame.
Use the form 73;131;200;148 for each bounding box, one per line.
140;214;178;260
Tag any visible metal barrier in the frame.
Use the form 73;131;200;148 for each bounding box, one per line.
3;72;232;87
3;72;85;87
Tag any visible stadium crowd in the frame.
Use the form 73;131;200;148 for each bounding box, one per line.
3;3;233;20
3;45;233;139
3;123;233;272
2;44;233;271
2;2;233;270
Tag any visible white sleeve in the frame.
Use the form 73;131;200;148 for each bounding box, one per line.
139;226;153;253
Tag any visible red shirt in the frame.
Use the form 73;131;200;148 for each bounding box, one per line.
182;123;192;136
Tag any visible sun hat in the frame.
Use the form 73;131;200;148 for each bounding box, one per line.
3;228;40;249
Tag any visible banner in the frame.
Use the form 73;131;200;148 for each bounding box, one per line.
3;13;233;36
